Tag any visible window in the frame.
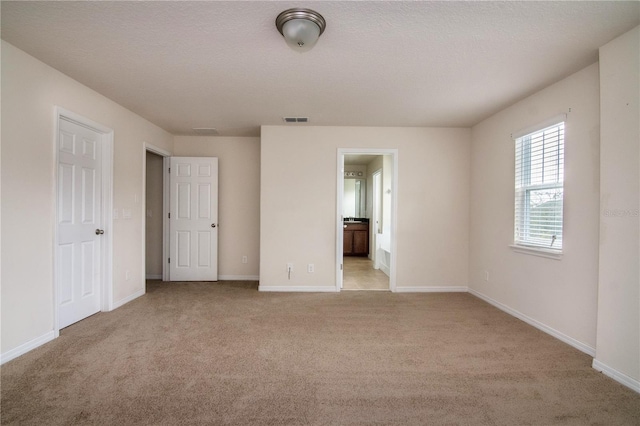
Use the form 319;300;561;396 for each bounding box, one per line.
514;120;564;252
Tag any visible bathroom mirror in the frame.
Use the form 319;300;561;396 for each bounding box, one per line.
343;178;366;218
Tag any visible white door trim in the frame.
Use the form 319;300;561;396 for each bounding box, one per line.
336;153;345;290
336;148;398;292
163;157;170;281
142;143;171;284
53;107;114;335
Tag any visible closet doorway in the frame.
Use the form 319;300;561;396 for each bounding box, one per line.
143;143;170;286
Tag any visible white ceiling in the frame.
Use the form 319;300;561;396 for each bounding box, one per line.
2;1;638;137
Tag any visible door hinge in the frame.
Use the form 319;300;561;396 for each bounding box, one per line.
168;167;171;173
168;212;170;219
168;258;170;264
340;263;343;271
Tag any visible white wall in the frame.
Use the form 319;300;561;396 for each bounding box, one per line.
1;41;173;357
594;26;639;389
173;136;260;279
260;126;470;291
145;151;164;278
469;63;601;353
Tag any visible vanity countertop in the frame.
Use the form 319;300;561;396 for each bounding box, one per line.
343;218;369;223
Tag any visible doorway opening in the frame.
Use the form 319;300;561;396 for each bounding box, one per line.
142;143;171;287
336;149;398;292
144;151;164;283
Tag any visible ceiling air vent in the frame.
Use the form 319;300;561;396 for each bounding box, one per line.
192;127;219;136
283;117;309;123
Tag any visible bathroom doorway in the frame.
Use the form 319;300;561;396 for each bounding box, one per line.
336;149;398;292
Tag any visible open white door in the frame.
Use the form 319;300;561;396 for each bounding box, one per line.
169;157;218;281
372;169;382;269
57;118;103;328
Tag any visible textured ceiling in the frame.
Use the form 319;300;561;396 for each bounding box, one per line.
2;1;638;137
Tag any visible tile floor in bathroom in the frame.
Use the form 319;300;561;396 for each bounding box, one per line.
342;256;389;291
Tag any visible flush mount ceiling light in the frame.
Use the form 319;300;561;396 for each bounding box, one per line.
275;8;326;53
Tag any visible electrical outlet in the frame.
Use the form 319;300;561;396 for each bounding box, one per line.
126;270;130;281
484;270;489;281
308;264;314;273
242;255;248;264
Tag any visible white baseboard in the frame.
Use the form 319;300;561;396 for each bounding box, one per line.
1;330;56;365
468;288;596;357
593;359;640;393
258;285;338;292
219;275;259;281
395;286;468;293
145;274;162;280
112;289;145;310
2;287;145;364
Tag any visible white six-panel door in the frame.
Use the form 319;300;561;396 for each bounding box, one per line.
169;157;218;281
57;118;103;328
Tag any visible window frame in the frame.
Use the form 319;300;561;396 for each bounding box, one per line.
511;115;566;258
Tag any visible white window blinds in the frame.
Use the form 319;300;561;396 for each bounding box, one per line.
514;121;564;251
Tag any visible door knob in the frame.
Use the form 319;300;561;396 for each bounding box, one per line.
95;229;104;235
211;224;216;228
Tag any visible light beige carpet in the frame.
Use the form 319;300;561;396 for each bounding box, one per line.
1;281;639;425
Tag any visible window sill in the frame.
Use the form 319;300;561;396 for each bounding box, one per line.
509;244;563;260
